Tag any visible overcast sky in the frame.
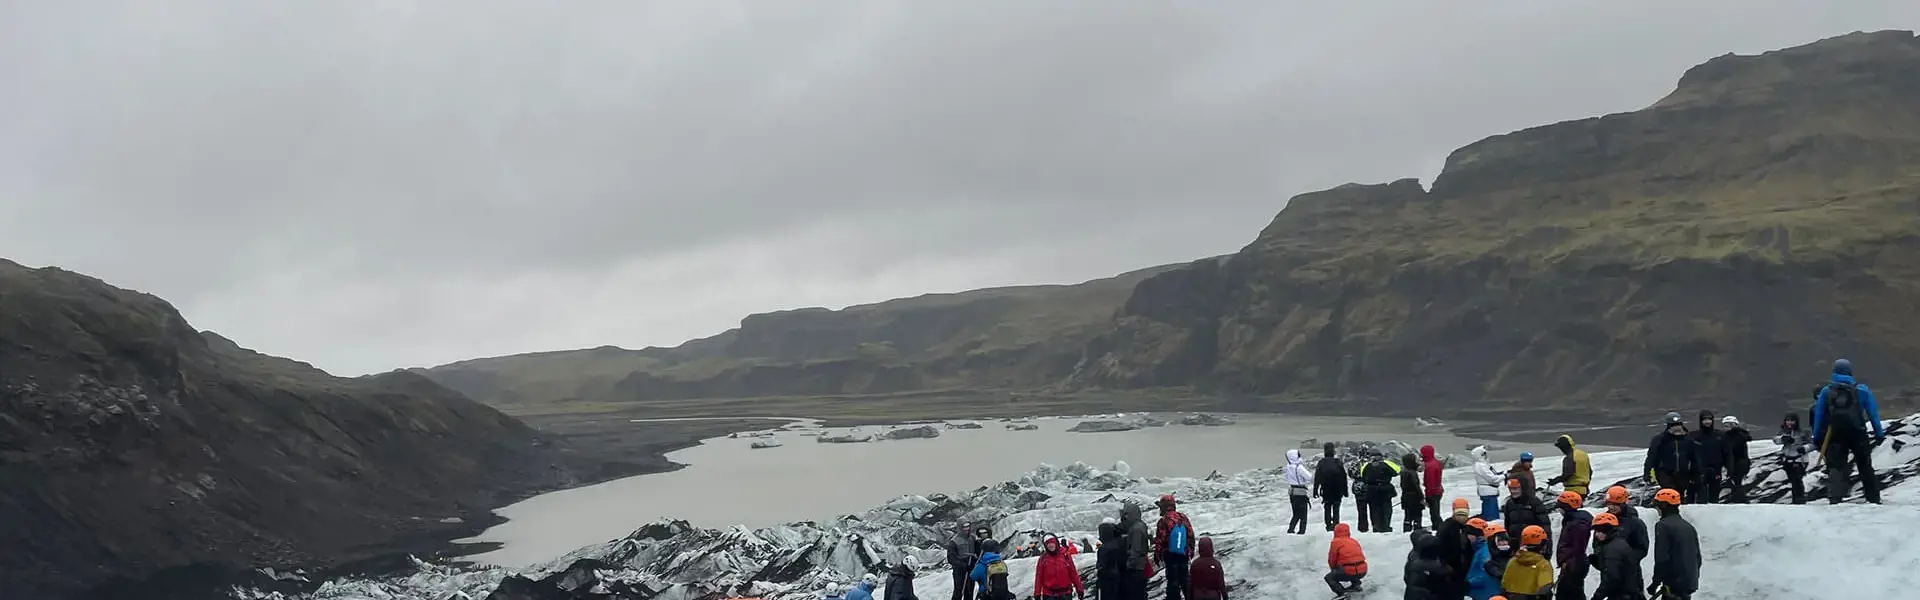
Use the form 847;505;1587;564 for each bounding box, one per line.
4;2;1917;375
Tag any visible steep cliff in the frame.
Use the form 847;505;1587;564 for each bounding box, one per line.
0;260;600;598
423;265;1176;406
1073;31;1920;416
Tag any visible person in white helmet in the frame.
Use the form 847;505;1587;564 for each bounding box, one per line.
1719;415;1754;503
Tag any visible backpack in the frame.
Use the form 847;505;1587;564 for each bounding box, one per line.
1166;517;1193;556
1822;382;1867;433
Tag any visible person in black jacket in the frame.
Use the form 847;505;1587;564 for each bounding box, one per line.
949;525;988;600
1685;410;1725;504
1403;530;1451;600
1648;490;1700;600
1432;499;1475;599
1602;486;1649;562
1644;413;1694;498
1095;521;1123;600
1502;478;1552;560
1719;415;1754;503
1400;452;1425;532
1361;451;1398;534
1586;513;1643;600
888;557;923;600
1313;442;1348;532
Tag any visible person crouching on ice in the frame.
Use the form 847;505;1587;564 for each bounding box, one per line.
1034;535;1084;600
1324;523;1368;598
1500;526;1554;599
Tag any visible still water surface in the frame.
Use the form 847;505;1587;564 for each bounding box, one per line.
465;413;1569;566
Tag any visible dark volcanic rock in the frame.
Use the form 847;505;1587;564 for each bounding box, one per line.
1071;31;1920;418
0;260;595;599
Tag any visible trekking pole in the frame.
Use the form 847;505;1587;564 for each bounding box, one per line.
1814;425;1832;471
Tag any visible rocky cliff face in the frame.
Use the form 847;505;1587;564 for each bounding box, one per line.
1073;31;1920;417
424;265;1177;406
0;260;601;598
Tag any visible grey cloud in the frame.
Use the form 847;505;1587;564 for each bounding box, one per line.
4;1;1918;374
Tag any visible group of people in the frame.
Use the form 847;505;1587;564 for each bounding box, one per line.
871;358;1889;600
940;495;1226;600
1327;484;1698;600
1648;359;1889;505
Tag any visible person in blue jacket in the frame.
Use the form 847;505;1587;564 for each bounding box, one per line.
1468;522;1511;600
970;540;1011;600
1810;358;1886;504
847;573;880;600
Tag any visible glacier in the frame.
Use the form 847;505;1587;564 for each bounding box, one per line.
240;414;1920;600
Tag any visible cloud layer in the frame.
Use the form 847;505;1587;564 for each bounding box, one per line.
5;1;1916;374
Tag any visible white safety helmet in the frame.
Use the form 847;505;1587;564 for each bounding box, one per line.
863;573;880;586
1722;415;1741;427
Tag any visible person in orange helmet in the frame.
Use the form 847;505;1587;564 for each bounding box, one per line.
1554;491;1593;600
1648;489;1699;599
1324;523;1368;598
1468;523;1510;600
1587;512;1645;600
1433;498;1478;598
1501;525;1555;599
1601;486;1648;561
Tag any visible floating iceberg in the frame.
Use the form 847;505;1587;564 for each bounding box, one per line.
243;414;1920;600
1178;413;1236;427
749;439;784;449
880;425;941;440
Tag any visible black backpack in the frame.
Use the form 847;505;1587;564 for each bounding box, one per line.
1822;382;1867;434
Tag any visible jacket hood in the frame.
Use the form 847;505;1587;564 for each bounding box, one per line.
891;562;913;576
1287;449;1303;465
1334;523;1352;538
1402;453;1419;468
1414;532;1441;559
1120;503;1142;522
980;551;1003;564
1471;446;1488;462
1420;445;1436;460
1834;358;1853;376
1197;537;1214;558
1832;373;1858;385
1098;522;1119;542
1555;434;1575;450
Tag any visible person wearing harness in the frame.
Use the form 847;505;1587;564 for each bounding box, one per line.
1314;442;1350;532
1774;412;1815;504
1811;358;1886;504
1546;435;1592;496
1359;451;1400;534
1283;449;1314;534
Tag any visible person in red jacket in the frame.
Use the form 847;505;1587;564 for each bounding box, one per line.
1154;495;1197;600
1325;523;1367;597
1033;535;1084;600
1421;445;1445;528
1189;537;1227;600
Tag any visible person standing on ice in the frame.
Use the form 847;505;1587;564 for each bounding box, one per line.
1684;411;1725;504
1153;495;1196;600
1095;520;1123;600
1811;358;1886;504
1119;503;1152;600
1034;535;1085;600
1360;451;1399;533
1421;445;1445;528
1719;416;1754;503
948;525;988;600
1505;452;1537;495
1188;537;1228;600
1315;443;1350;532
1773;412;1815;504
1500;526;1555;599
1601;486;1648;562
1432;499;1477;598
1545;435;1592;496
887;557;922;600
970;539;1012;600
1400;452;1426;532
1643;413;1693;498
1469;523;1512;600
1283;449;1314;534
1553;491;1592;600
1324;523;1369;598
1471;446;1504;521
1585;512;1644;600
1646;489;1699;600
1501;478;1551;560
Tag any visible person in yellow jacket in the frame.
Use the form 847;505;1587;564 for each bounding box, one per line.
1500;525;1556;599
1546;434;1592;495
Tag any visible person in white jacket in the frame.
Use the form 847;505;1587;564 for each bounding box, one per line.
1470;446;1504;520
1284;449;1314;534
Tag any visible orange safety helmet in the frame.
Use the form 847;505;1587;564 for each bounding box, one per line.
1466;517;1488;533
1592;512;1620;528
1452;498;1471;510
1481;522;1507;538
1521;525;1548;546
1653;488;1683;506
1558;490;1584;508
1606;486;1630;505
1506;478;1522;489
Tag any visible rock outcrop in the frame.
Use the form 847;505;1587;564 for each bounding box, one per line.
1072;31;1920;418
0;260;601;599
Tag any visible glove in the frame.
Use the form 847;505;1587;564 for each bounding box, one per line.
1546;475;1565;485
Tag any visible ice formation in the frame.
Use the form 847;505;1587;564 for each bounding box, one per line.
238;415;1919;600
